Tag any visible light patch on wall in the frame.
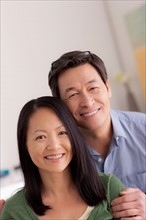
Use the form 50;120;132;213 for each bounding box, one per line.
125;4;146;101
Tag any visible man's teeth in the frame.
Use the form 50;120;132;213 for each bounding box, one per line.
46;154;63;160
82;110;97;117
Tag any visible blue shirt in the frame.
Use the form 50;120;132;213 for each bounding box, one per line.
89;110;146;193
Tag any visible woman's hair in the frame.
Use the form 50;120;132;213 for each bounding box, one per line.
17;96;106;215
48;50;108;98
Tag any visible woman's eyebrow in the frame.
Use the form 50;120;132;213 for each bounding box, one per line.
33;129;47;135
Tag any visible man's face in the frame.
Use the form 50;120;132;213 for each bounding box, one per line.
58;63;112;132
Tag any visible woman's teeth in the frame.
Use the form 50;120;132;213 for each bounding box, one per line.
45;154;63;160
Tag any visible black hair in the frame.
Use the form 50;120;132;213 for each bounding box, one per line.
48;50;108;97
17;96;106;215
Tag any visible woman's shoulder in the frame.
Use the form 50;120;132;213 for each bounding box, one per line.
3;188;25;209
0;188;38;220
98;173;125;201
98;172;119;182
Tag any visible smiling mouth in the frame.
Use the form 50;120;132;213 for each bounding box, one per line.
45;154;64;160
80;108;100;118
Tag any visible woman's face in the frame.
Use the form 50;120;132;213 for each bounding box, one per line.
26;107;73;175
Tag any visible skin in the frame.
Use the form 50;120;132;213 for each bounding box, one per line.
58;63;146;219
0;200;5;213
26;107;87;219
26;107;73;175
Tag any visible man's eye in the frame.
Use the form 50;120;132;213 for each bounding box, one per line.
90;87;100;93
90;87;97;90
67;93;79;100
70;93;78;97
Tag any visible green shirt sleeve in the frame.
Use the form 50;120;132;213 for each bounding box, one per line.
0;189;38;220
88;173;125;220
99;172;125;202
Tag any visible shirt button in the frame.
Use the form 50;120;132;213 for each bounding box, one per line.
98;158;102;162
116;136;120;145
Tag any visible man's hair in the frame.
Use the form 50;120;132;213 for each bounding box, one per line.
49;50;108;97
17;96;106;216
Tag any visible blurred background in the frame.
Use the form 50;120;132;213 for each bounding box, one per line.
0;0;145;197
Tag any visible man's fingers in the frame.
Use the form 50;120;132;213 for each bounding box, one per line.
121;217;144;220
111;188;143;206
111;188;146;219
112;209;140;218
111;193;135;206
0;199;5;213
111;201;137;212
120;188;140;195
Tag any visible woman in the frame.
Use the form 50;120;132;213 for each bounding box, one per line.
0;96;125;220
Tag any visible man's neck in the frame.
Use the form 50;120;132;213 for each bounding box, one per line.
80;118;113;158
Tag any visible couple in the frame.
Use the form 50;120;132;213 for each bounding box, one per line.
0;51;145;219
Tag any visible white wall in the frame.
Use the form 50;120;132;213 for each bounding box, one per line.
1;1;144;169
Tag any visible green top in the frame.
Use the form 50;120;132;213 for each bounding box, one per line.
0;173;125;220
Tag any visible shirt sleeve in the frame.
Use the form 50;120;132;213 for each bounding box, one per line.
0;190;37;220
0;200;14;219
99;173;125;202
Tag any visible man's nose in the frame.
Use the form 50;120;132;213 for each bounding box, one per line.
79;92;95;107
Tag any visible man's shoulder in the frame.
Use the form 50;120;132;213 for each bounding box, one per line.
111;109;146;125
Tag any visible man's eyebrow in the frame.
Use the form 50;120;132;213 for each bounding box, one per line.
87;79;99;84
64;87;76;94
64;79;98;94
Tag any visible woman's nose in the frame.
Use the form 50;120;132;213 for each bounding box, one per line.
46;135;61;150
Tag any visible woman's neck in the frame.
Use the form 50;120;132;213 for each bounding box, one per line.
40;168;75;198
37;168;87;220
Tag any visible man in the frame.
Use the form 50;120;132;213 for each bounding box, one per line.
48;51;146;219
0;51;146;219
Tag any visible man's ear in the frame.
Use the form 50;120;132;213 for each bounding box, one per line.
105;80;112;98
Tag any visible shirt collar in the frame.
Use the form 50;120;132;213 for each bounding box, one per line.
110;110;126;139
88;146;100;156
88;110;127;155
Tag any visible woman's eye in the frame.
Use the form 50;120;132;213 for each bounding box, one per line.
35;135;46;140
59;131;68;135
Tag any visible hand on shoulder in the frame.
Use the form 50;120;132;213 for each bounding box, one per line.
0;199;5;213
111;188;146;219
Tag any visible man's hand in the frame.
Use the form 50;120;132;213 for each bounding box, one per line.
0;199;5;213
111;188;146;220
